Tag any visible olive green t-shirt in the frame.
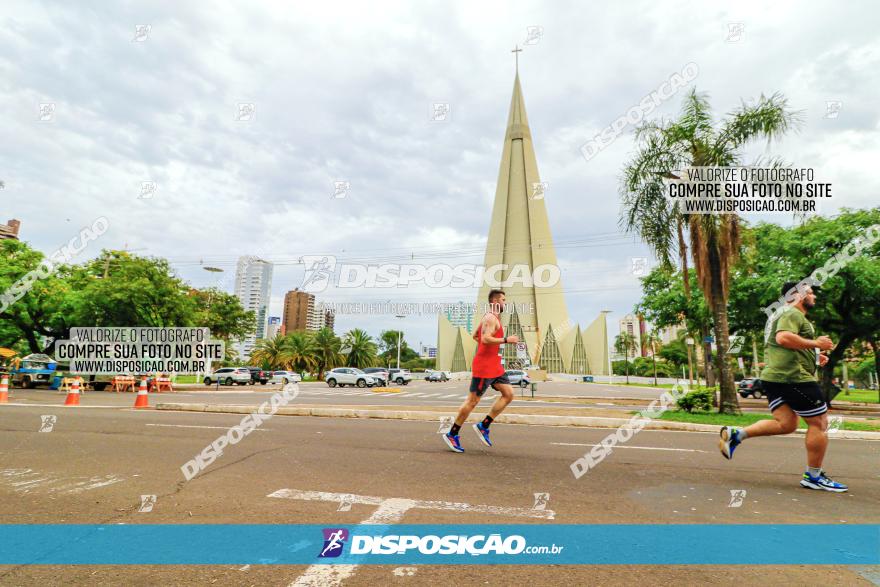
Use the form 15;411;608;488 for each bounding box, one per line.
761;306;817;383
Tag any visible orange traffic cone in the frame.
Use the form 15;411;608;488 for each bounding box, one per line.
133;377;150;408
0;375;9;403
64;378;81;406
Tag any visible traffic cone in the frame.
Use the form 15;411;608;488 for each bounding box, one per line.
64;378;81;406
133;377;150;408
0;375;9;403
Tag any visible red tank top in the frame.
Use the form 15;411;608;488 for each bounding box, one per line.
472;314;505;378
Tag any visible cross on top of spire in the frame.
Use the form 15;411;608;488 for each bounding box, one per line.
511;44;522;73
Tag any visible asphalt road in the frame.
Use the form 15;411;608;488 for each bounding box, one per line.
1;398;878;586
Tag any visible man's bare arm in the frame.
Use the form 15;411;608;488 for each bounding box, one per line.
776;331;833;351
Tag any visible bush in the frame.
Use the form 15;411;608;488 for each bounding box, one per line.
676;388;713;413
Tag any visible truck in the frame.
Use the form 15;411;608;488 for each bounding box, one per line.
9;353;58;389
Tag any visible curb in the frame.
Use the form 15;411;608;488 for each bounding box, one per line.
154;403;880;440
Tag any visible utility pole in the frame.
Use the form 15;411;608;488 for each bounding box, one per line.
395;314;405;369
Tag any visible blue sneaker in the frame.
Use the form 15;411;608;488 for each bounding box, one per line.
800;471;848;492
443;432;464;453
718;426;741;460
473;422;492;447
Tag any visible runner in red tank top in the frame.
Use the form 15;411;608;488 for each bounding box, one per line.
443;289;518;453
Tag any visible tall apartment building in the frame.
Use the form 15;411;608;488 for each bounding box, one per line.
618;313;647;357
283;290;334;333
233;256;273;359
0;219;21;240
317;301;335;333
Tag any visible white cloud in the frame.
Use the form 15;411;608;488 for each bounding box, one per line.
3;0;877;346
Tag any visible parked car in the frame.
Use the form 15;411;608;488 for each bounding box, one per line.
204;367;251;386
505;369;531;388
738;378;764;399
387;368;412;385
363;368;389;386
270;370;302;385
325;368;377;388
426;370;450;382
245;366;269;385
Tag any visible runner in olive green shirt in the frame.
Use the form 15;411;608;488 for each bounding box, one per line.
718;282;847;492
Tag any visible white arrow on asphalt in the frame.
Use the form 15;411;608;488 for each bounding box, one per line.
268;487;555;587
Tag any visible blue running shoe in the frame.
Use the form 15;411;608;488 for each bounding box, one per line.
473;422;492;447
443;432;464;453
718;426;741;460
800;471;848;492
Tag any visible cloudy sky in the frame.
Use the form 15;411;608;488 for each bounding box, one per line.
3;0;878;349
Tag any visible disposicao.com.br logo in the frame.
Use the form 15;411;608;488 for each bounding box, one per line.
317;530;563;557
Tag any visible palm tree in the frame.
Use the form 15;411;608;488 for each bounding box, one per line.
620;88;801;413
312;327;342;379
284;331;318;377
249;334;291;370
614;332;637;385
343;328;378;369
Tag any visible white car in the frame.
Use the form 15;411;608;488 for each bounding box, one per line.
204;367;251;386
270;371;302;385
324;368;377;388
387;368;412;385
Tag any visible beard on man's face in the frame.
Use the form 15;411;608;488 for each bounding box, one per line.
803;296;816;309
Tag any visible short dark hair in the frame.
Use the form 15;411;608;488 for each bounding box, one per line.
781;280;818;298
781;281;800;298
488;289;505;302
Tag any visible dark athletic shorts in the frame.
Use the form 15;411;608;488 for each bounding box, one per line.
469;374;511;396
761;380;828;418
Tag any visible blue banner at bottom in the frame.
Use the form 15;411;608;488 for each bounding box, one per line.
3;525;878;565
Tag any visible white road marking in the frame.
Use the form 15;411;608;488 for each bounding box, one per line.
551;442;706;453
442;394;461;399
0;469;124;494
145;423;272;431
60;475;125;493
273;488;554;587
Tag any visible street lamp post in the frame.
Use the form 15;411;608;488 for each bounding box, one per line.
203;266;224;391
395;314;405;369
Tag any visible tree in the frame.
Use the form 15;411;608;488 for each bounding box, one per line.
644;330;662;386
378;329;417;366
635;266;714;385
621;88;802;413
0;244;258;360
250;334;293;370
284;331;318;377
614;332;637;384
189;288;255;345
311;327;342;379
727;209;880;395
343;329;378;369
0;239;73;353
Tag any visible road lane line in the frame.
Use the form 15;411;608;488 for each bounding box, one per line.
145;424;272;431
551;442;706;453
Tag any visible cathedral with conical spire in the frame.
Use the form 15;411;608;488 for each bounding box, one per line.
436;68;610;375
